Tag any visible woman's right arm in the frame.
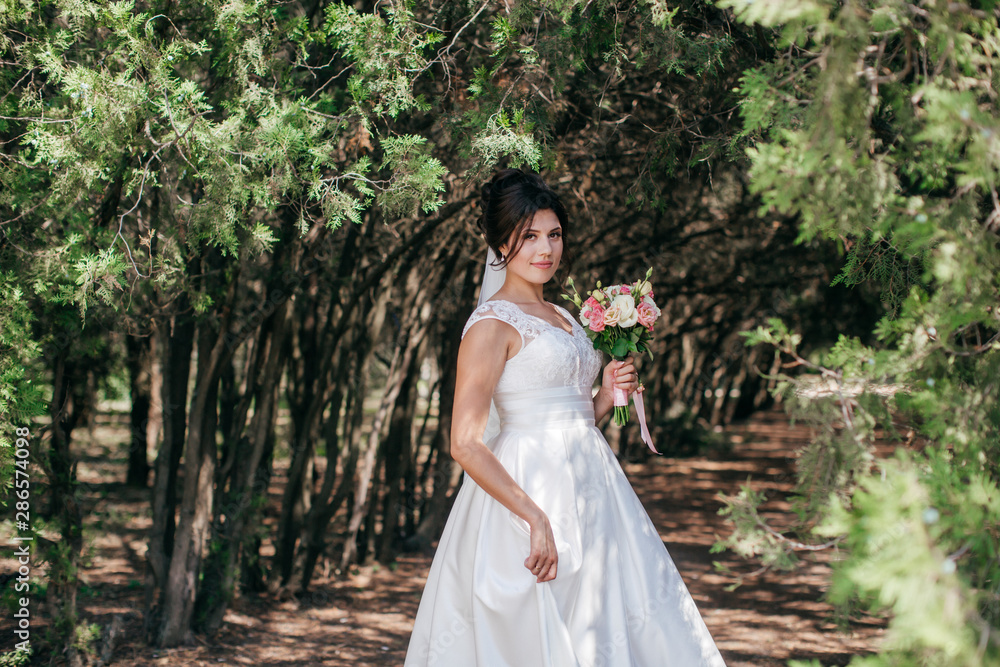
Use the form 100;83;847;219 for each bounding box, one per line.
450;318;558;583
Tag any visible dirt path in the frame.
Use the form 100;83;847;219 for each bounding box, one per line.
3;410;884;665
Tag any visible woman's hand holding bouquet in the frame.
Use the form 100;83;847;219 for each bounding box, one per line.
562;268;661;453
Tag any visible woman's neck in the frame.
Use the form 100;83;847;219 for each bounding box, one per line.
493;282;546;305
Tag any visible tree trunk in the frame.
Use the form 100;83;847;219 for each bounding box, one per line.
274;412;316;583
196;290;290;634
340;320;421;569
145;305;194;640
377;346;421;561
156;272;235;645
410;261;478;549
45;352;85;666
407;371;440;537
274;225;362;585
294;391;353;590
125;332;153;487
285;340;348;591
241;423;276;593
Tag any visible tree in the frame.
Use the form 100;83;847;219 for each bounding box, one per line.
714;1;1000;664
0;0;446;652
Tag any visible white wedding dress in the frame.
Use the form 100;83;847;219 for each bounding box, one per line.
405;299;727;667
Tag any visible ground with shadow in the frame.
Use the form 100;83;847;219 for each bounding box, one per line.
2;409;886;665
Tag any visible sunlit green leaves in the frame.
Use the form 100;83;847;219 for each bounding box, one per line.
716;0;827;28
643;0;678;30
324;2;440;119
469;107;542;178
719;1;1000;661
49;247;129;318
817;450;997;664
716;0;828;46
377;135;447;218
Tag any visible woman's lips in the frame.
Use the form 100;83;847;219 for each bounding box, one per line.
533;262;553;268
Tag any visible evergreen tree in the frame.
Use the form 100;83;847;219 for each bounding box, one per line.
714;2;1000;664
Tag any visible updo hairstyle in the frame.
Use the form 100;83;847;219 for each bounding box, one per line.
476;168;570;270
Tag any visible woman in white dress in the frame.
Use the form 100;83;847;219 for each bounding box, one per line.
405;169;727;666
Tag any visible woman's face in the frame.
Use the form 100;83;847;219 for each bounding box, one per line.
499;208;563;283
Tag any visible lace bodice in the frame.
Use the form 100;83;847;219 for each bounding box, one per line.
461;299;603;394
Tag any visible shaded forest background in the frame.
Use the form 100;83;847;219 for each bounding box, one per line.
1;1;997;665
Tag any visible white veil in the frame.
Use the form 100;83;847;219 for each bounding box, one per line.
477;245;506;445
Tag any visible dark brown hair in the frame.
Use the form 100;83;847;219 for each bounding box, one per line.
476;168;570;270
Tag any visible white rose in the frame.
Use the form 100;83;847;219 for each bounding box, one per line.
610;294;638;327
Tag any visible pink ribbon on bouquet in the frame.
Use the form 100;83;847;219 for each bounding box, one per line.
612;384;657;454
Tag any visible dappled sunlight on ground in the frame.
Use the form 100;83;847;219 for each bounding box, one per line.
1;409;884;665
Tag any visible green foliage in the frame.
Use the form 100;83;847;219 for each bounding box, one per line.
324;1;440;120
0;646;32;667
713;484;800;572
0;0;453;492
0;0;452;652
450;0;739;183
469;107;543;179
1;0;450;299
57;247;129;319
0;273;45;499
817;449;1000;664
73;621;101;661
831;232;927;317
377;134;448;217
715;1;1000;663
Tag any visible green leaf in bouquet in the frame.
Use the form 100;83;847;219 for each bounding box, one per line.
611;338;629;358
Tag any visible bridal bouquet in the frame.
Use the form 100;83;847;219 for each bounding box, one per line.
562;268;661;453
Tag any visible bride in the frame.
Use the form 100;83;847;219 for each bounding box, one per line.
404;169;727;666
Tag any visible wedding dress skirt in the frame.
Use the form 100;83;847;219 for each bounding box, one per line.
404;300;726;667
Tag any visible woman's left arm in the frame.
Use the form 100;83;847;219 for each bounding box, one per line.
594;355;638;423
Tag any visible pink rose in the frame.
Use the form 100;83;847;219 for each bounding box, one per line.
637;302;657;328
621;285;631;294
588;303;606;332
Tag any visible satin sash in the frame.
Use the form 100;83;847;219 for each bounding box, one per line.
495;384;657;453
493;386;596;431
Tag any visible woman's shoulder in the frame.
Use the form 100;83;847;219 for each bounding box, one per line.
461;300;520;340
